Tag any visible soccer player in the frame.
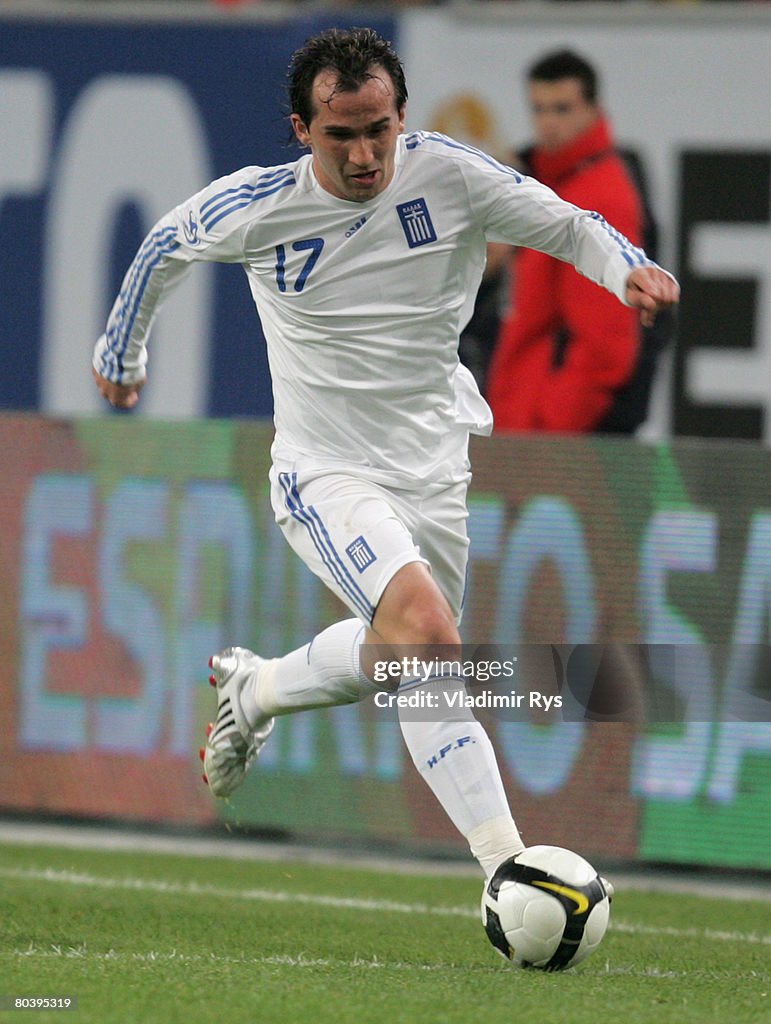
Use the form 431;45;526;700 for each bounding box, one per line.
92;28;678;881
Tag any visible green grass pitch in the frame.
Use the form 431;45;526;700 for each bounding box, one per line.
1;840;768;1024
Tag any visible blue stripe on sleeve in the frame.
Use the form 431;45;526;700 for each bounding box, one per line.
405;130;523;182
587;211;648;268
201;171;296;231
101;227;180;381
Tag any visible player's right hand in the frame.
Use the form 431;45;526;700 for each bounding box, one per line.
92;366;145;409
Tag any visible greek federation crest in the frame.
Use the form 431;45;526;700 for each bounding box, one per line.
396;198;437;248
346;535;377;573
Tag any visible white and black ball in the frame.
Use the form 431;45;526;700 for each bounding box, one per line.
481;845;611;971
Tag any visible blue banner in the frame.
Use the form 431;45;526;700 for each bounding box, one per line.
0;13;396;417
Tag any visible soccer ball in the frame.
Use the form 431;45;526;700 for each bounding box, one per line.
481;845;611;971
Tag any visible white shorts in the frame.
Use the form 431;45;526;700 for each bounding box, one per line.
270;463;471;626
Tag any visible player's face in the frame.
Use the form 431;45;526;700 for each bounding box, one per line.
529;78;599;153
291;68;405;203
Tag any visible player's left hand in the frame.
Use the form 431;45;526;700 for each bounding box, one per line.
626;266;680;328
92;366;145;409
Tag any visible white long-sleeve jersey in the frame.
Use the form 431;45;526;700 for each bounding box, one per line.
93;131;653;486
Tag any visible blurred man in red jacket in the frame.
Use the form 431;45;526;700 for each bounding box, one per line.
488;50;669;433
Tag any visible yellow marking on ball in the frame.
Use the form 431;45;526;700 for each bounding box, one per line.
532;881;590;915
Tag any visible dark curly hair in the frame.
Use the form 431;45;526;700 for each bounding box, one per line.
527;50;599;105
288;27;408;127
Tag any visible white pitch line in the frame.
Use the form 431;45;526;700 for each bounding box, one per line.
0;821;481;878
1;866;474;919
6;945;708;979
11;944;449;973
1;820;769;902
2;865;769;947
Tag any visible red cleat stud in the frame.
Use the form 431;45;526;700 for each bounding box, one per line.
206;723;213;737
202;773;209;785
209;674;217;687
199;747;205;762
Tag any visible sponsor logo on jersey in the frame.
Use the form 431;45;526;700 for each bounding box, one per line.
183;210;200;246
345;215;368;238
346;535;377;573
396;198;437;248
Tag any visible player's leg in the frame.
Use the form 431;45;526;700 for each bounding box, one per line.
202;469;425;796
204;466;521;876
367;559;524;878
263;469;524;875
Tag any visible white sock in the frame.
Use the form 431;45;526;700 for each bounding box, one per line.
243;632;524;876
467;817;526;879
248;618;376;718
398;673;524;877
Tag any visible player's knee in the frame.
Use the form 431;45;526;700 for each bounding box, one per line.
389;596;458;646
373;561;459;645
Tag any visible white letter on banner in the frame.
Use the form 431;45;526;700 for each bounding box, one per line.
172;482;255;757
41;75;212;416
633;509;716;800
0;70;52;212
689;223;771;441
495;498;592;795
708;512;771;801
97;479;168;753
462;495;506;642
20;475;92;751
